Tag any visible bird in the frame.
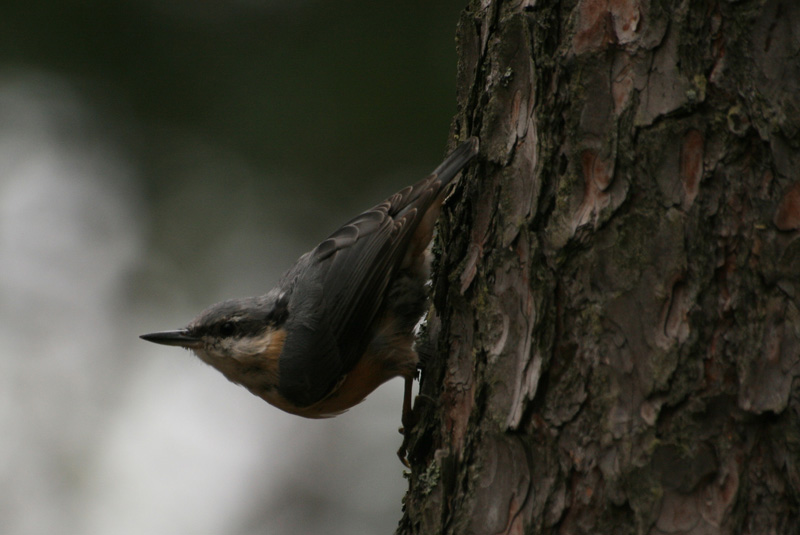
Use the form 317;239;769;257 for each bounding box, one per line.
141;137;479;459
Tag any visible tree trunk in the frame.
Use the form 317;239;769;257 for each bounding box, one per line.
399;1;800;534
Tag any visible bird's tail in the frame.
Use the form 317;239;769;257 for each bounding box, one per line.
431;137;480;189
396;137;479;265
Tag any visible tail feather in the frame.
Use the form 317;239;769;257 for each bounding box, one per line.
431;137;480;188
400;137;479;265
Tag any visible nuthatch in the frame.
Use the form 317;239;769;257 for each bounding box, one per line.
141;137;478;460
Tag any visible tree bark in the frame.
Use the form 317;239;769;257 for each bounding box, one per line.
399;1;800;534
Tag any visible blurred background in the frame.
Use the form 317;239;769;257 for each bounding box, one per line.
0;1;466;534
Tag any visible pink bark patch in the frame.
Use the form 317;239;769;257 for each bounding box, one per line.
574;0;614;54
574;150;614;230
574;0;641;53
774;182;800;231
583;148;614;191
609;0;640;44
680;129;704;209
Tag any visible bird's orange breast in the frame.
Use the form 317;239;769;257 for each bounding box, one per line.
243;307;420;418
265;340;415;419
299;350;393;417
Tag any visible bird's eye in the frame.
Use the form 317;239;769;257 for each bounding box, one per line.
219;322;236;337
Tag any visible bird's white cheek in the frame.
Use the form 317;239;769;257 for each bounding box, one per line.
189;331;279;365
228;332;278;361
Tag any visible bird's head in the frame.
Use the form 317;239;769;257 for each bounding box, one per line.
140;292;289;375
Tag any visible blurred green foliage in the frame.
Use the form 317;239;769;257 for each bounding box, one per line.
2;0;466;187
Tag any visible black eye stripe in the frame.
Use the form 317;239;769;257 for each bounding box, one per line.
207;301;286;338
214;320;271;338
219;322;236;337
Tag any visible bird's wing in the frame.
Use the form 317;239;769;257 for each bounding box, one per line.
277;138;478;407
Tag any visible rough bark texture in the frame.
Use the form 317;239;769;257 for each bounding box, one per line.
399;1;800;534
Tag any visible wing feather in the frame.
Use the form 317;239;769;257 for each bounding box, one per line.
277;138;478;406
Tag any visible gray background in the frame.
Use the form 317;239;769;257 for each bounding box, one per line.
0;1;465;534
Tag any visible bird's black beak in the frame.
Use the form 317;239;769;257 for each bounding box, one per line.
140;329;201;348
